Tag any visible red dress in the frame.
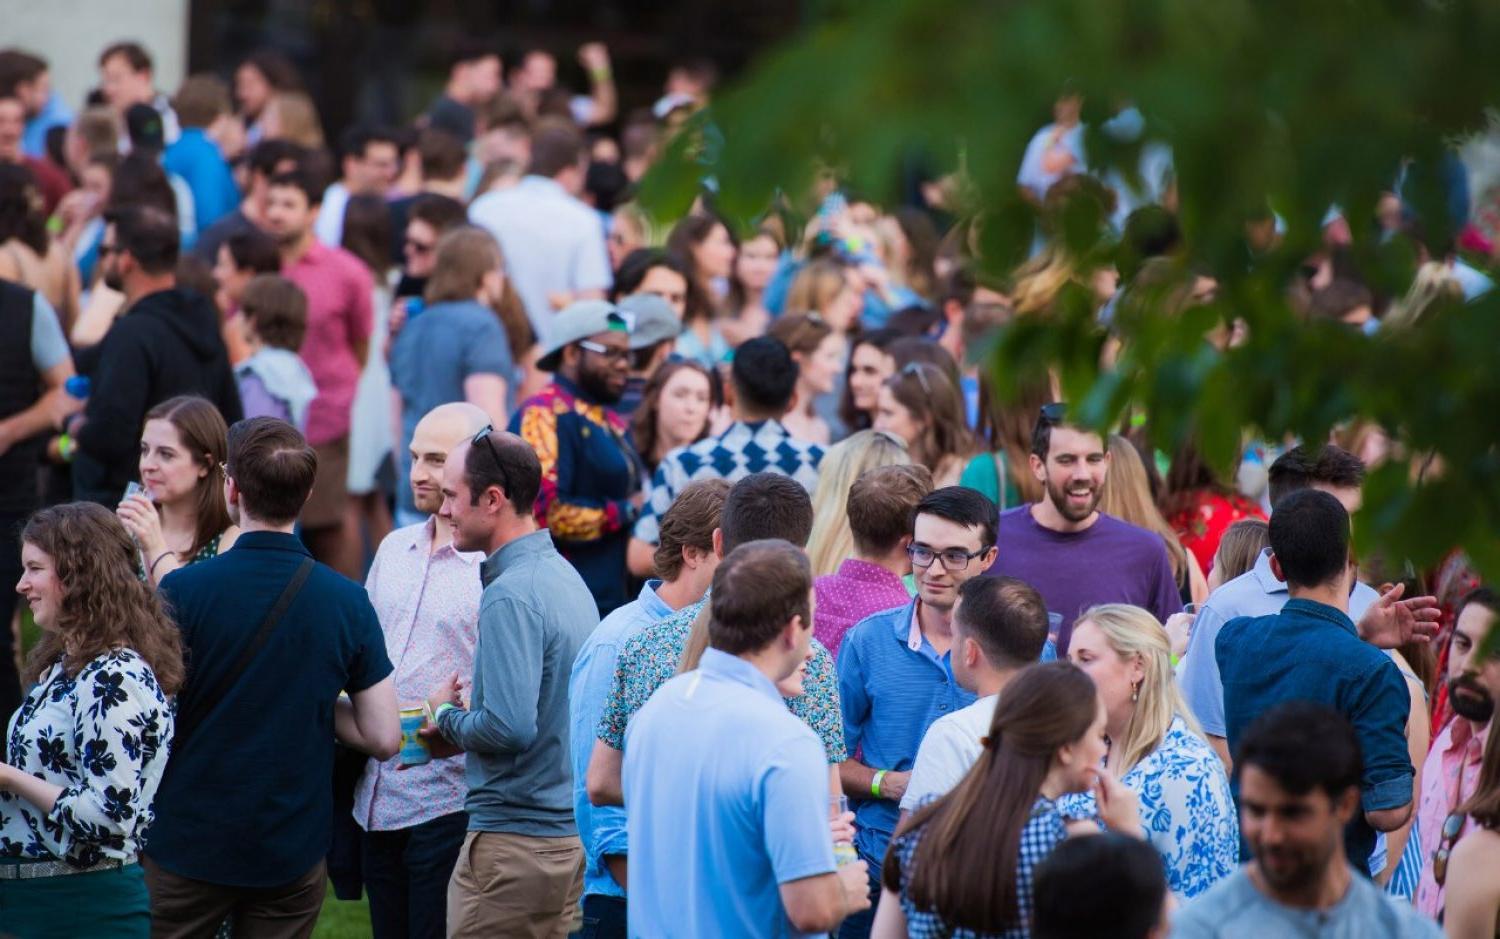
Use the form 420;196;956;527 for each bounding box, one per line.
1169;491;1266;577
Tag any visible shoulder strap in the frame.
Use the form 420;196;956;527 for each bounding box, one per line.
172;556;315;750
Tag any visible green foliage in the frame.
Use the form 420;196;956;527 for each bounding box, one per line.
642;0;1500;582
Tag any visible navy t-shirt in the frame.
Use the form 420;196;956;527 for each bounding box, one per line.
148;531;393;887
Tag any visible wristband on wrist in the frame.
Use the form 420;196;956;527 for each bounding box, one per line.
590;66;612;82
434;702;459;723
149;550;173;575
871;769;887;798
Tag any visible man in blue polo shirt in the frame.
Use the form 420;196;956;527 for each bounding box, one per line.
834;486;997;939
624;540;870;937
147;417;400;934
1217;489;1425;875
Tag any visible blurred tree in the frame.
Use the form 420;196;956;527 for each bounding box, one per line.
640;0;1500;582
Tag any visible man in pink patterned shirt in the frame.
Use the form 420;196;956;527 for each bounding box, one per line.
813;464;931;655
356;402;490;939
267;166;374;579
1416;586;1498;918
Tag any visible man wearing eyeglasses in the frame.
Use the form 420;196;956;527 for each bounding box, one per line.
510;299;643;616
832;486;998;939
1415;587;1499;918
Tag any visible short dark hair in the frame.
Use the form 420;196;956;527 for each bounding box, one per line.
720;473;814;553
1307;278;1373;322
0;49;47;99
1234;701;1362;799
708;540;812;656
612;248;690;299
527;118;585;178
730;337;799;416
848;465;933;556
105;205;179;275
1028;402;1103;462
223;228;281;274
1267;444;1365;508
267;168;322;208
1033;833;1167;939
100;41;152;73
1458;585;1500;622
240;275;308;351
1268;488;1350;590
654;479;730;581
914;486;998;549
226;418;317;524
463;431;542;516
408;192;468;234
246;138;305;183
955;576;1049;668
447;37;499;72
418;128;467;181
338;123;398;164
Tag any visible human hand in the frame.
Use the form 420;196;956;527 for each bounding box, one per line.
878;770;910;803
1164;611;1195;659
456;674;472;710
578;42;611;75
388;299;409;338
1356;583;1441;649
829;808;856;847
1090;766;1143;837
116;493;166;556
426;672;462;716
408;721;463;762
45;387;85;428
837;861;873;913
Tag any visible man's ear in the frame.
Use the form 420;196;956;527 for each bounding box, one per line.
712;527;724;559
1268;552;1285;584
1029;452;1046;484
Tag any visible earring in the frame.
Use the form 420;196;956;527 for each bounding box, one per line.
1131;681;1140;703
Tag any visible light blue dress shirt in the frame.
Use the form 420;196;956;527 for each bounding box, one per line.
568;579;674;901
624;648;835;938
1178;548;1378;738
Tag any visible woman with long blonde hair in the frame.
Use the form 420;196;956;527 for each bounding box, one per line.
804;429;913;577
1099;434;1207;605
1064;604;1237;899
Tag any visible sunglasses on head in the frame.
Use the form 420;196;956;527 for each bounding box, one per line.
471;426;511;500
901;361;934;395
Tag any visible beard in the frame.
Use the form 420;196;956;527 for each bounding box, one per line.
1045;476;1102;523
576;362;624;404
102;262;124;293
1448;674;1496;724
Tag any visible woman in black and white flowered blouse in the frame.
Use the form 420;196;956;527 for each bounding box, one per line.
0;503;181;938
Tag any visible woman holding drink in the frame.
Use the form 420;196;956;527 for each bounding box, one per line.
0;503;182;937
116;395;239;586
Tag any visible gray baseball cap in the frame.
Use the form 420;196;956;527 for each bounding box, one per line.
618;293;682;350
537;299;631;372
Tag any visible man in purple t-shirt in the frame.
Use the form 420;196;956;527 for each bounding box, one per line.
986;403;1181;653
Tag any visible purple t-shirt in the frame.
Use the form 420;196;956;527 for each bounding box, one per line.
988;505;1182;654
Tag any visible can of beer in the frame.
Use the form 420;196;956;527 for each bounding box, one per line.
398;706;431;767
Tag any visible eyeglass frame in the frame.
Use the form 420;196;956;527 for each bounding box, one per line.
907;542;993;572
577;339;632;363
900;361;935;395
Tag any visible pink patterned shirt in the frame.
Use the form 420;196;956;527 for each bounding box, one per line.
283;240;373;446
354;518;483;831
814;558;912;656
1415;716;1488;917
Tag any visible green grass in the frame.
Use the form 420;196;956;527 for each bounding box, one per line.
18;610;370;936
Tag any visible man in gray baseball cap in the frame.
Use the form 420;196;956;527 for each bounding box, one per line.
615;292;682;417
509;298;644;615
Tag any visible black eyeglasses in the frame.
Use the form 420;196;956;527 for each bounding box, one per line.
578;339;631;363
472;427;511;498
908;543;991;572
901;361;934;395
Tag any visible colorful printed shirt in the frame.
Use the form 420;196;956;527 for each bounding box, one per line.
510;376;644;615
633;420;823;545
1;650;173;865
595;593;847;763
354;518;483;832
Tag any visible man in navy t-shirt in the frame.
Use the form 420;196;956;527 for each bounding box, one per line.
987;403;1181;653
146;417;400;935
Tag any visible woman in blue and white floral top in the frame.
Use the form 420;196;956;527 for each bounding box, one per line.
1;503;182;938
1063;603;1239;899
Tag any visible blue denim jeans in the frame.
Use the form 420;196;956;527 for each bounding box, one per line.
579;893;627;939
361;811;469;939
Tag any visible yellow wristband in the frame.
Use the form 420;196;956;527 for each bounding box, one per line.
871;769;887;798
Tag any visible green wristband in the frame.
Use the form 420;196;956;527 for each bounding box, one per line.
871;769;887;798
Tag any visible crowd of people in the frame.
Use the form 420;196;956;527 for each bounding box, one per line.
0;29;1496;939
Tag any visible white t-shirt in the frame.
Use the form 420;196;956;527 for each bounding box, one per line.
899;694;998;812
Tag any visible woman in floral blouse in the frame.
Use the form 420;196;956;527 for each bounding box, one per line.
1;503;182;937
1063;604;1239;899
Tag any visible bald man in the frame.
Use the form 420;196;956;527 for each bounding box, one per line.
355;401;490;939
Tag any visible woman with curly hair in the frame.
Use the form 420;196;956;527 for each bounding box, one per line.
0;502;182;936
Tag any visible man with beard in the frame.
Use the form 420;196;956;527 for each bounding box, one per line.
986;402;1181;654
267;167;374;579
1173;702;1441;937
1416;586;1500;917
70;205;240;505
833;486;998;939
510;300;642;615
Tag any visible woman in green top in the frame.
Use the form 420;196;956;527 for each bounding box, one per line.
116;395;239;586
959;372;1050;511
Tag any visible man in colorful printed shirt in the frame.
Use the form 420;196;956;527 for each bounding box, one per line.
356;403;490;939
511;299;644;615
585;474;848;886
627;336;822;568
